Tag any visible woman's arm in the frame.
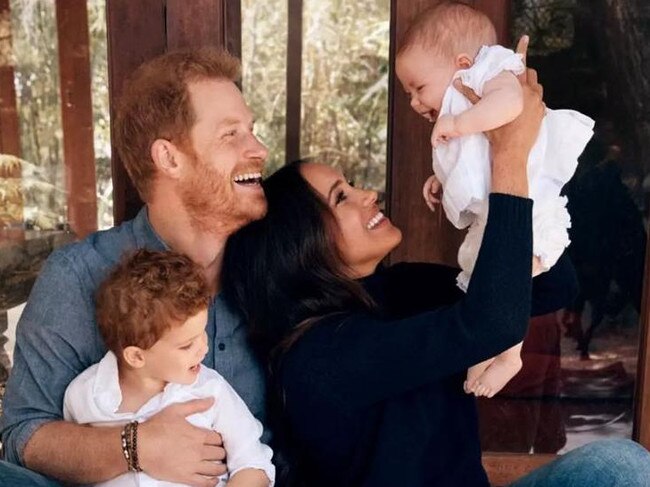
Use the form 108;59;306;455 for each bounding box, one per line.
531;251;579;316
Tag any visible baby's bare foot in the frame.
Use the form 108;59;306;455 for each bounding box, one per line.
465;358;494;394
471;355;522;398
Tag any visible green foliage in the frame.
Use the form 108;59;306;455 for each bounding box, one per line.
301;0;389;192
242;0;389;192
8;0;111;229
242;0;288;176
10;0;64;222
88;0;112;229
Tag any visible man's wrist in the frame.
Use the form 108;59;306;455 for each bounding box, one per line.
121;421;143;473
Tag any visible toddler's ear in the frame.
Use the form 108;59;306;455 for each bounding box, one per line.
455;54;473;69
123;346;146;369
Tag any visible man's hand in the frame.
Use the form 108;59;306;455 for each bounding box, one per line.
431;114;461;147
139;398;226;487
422;174;442;212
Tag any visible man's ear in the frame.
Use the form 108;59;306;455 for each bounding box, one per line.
455;53;473;69
122;346;146;369
151;139;182;179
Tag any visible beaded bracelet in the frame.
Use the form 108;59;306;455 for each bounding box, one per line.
120;421;143;472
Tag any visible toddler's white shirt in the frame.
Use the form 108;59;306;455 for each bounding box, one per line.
63;351;275;487
434;45;594;289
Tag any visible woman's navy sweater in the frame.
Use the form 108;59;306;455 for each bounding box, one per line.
277;194;577;486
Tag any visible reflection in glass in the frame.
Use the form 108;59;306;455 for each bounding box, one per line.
1;0;110;231
10;0;64;230
478;0;648;454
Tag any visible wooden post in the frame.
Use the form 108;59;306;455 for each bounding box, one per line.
55;0;98;238
387;0;464;266
285;0;303;163
0;0;22;228
166;0;225;50
106;0;166;224
0;0;20;158
635;230;650;447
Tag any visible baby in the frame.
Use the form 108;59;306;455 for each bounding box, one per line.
63;249;275;487
396;1;593;398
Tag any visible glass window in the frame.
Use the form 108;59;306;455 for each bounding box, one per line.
11;0;65;231
241;0;288;175
478;0;648;454
88;0;111;230
301;0;389;192
0;0;109;394
241;0;390;193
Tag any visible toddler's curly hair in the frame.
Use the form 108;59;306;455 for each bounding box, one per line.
96;249;210;353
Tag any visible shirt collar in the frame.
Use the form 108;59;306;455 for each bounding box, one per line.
132;206;170;251
93;351;125;414
93;351;199;416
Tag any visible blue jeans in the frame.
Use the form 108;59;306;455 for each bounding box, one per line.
511;439;650;486
0;439;648;486
0;460;61;486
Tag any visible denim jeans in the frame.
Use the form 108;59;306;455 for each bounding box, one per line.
0;460;61;486
1;438;648;486
511;439;650;487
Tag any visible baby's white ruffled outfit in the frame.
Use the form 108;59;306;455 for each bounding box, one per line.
433;45;594;290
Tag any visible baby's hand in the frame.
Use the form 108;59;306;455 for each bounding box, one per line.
431;114;461;147
422;175;442;212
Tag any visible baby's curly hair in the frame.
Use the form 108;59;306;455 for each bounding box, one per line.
96;249;210;354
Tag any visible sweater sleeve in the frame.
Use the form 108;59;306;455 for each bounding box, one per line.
283;193;533;412
531;251;578;316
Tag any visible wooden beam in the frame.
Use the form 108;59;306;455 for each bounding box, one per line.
106;0;166;224
166;0;224;50
483;453;556;486
387;0;465;266
0;0;20;157
55;0;97;239
285;0;303;163
634;223;650;447
224;0;242;60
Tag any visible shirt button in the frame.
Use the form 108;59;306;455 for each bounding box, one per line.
218;343;226;351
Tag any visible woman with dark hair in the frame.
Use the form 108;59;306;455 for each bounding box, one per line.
224;70;650;486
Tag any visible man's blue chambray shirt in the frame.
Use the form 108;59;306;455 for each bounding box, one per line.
0;208;267;465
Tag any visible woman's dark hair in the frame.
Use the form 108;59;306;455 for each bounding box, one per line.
223;160;375;361
225;160;377;486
